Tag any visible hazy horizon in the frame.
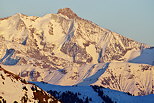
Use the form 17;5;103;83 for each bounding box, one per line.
1;0;154;46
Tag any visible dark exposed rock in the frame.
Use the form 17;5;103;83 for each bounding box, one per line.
58;8;79;19
61;41;92;64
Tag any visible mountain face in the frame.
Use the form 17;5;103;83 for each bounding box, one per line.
92;62;154;96
0;8;154;97
0;66;60;103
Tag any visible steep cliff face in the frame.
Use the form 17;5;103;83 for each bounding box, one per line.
0;8;153;96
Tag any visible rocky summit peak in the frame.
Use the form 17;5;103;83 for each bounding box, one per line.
57;8;78;19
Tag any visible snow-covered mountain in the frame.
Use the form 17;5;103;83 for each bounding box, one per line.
0;66;60;103
0;8;154;97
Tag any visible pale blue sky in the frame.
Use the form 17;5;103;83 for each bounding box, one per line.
0;0;154;46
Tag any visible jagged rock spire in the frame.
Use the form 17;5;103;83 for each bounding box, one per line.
57;8;78;19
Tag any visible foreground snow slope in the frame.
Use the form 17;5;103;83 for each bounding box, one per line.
0;66;60;103
32;81;154;103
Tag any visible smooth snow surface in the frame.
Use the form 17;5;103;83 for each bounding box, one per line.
32;81;154;103
129;47;154;65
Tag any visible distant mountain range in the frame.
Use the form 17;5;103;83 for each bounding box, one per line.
0;8;154;103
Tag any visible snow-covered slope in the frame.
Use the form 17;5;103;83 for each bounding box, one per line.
0;8;154;96
129;47;154;65
32;81;154;103
0;66;60;103
93;62;154;96
0;8;148;65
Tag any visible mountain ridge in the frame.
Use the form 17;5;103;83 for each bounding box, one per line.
0;8;153;97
